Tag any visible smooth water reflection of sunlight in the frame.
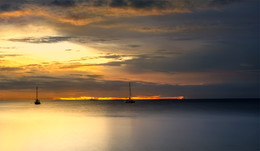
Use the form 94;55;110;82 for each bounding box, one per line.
0;111;111;151
0;101;139;151
0;100;258;151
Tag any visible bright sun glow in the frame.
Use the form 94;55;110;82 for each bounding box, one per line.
55;96;184;100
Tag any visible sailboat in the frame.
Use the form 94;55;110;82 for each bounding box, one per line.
34;86;41;105
125;82;135;103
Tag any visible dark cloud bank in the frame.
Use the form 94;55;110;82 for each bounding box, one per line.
0;0;243;12
0;75;258;98
9;36;73;43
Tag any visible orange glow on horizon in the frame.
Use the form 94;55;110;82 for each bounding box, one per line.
54;96;184;100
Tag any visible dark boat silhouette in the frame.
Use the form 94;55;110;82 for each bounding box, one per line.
125;82;135;103
89;98;97;101
34;86;41;105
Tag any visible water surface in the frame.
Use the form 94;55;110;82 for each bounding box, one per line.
0;99;259;151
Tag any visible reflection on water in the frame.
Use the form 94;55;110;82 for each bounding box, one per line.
0;99;259;151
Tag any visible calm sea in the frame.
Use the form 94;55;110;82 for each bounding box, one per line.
0;99;259;151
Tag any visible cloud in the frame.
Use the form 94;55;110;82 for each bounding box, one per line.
59;60;126;69
110;0;128;7
0;66;23;71
95;0;240;9
108;0;170;8
0;10;34;18
128;25;223;33
0;47;17;49
0;8;104;26
69;54;133;62
208;0;242;7
51;0;76;7
0;0;23;12
86;74;104;79
0;0;244;26
127;0;170;9
9;36;72;43
127;44;141;48
98;54;124;59
95;21;225;33
0;3;19;12
0;54;22;58
123;41;259;74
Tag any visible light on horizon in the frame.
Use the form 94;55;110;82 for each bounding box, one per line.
55;96;184;100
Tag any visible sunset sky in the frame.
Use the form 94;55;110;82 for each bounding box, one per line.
0;0;259;99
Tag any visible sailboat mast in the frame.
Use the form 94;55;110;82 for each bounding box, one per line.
36;86;38;100
125;82;135;103
129;82;131;100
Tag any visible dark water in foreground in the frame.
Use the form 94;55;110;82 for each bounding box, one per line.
0;99;259;151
